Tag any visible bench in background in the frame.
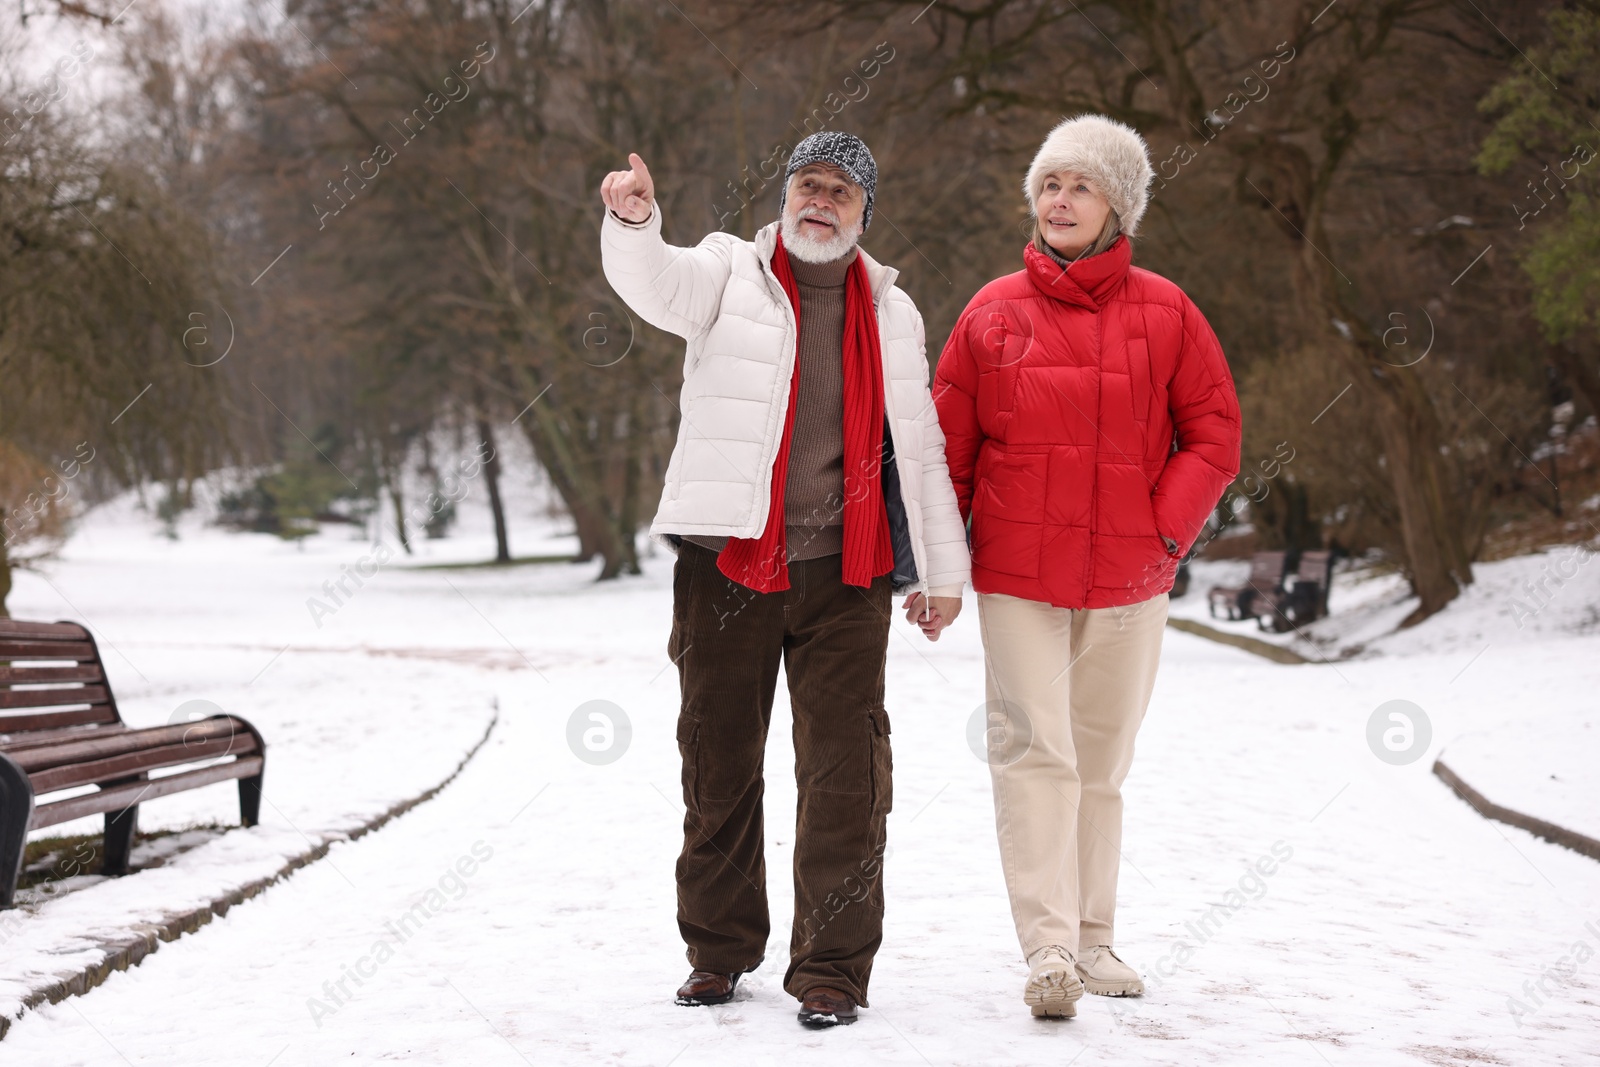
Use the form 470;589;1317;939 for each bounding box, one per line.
0;619;266;908
1207;550;1287;622
1254;549;1336;632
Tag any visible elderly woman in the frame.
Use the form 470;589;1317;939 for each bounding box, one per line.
929;114;1241;1018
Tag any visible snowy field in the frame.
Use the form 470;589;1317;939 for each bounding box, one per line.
2;468;1598;1066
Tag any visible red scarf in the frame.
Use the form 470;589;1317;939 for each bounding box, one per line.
716;232;893;593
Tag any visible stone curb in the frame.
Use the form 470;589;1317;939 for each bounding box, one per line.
1433;756;1600;863
1165;617;1312;665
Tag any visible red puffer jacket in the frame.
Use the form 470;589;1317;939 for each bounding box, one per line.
933;236;1241;609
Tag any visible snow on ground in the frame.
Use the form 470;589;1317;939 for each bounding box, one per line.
1177;540;1600;663
0;462;546;1022
1177;550;1600;843
2;469;1599;1065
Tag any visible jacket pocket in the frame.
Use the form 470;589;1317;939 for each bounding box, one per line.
1127;337;1151;423
978;312;1025;416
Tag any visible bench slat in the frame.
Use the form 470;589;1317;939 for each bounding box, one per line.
0;722;128;752
0;640;96;661
0;685;110;711
29;736;259;794
10;718;251;772
1248;551;1287;583
0;665;105;685
0;621;88;640
0;706;120;733
28;756;264;830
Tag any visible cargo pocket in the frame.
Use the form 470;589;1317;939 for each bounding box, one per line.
676;717;701;815
868;707;893;818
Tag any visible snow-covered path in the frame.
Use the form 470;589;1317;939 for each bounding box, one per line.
3;501;1599;1065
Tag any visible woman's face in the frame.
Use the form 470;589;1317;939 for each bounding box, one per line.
1035;171;1111;258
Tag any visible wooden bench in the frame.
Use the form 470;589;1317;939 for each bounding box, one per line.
1207;550;1287;621
1254;549;1335;632
0;619;266;908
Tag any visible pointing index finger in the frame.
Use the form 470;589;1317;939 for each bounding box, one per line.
628;152;652;187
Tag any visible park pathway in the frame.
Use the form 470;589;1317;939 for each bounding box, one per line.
4;544;1599;1066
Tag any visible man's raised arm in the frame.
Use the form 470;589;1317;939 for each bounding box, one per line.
599;152;734;340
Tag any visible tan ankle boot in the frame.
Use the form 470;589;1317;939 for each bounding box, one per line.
1024;945;1084;1017
1076;945;1144;996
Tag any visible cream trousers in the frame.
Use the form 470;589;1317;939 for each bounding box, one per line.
976;591;1169;960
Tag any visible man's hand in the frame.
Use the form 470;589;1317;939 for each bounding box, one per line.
600;152;655;223
901;593;963;642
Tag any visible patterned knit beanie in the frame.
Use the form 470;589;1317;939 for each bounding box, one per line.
780;132;878;231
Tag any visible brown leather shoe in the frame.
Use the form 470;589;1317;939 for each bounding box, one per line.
675;970;741;1006
797;986;858;1027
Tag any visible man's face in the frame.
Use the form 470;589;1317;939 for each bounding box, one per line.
784;164;865;235
782;163;865;263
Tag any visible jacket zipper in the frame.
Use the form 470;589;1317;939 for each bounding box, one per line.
756;247;929;597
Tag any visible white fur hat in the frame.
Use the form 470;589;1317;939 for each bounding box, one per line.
1023;114;1155;237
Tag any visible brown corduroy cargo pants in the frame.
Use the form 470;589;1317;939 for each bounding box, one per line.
667;542;893;1007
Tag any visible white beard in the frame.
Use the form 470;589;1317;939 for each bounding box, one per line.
781;208;863;264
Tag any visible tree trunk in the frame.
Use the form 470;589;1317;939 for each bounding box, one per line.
0;536;11;617
1366;367;1473;624
516;416;600;561
514;397;632;576
476;417;512;564
573;506;612;565
617;391;644;575
1292;214;1472;625
1243;112;1472;626
389;469;412;555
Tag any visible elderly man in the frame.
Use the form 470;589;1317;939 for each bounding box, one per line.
599;133;969;1027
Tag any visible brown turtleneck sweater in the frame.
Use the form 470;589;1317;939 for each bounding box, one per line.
686;247;857;561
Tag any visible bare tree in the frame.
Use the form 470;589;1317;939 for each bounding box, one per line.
0;14;235;609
